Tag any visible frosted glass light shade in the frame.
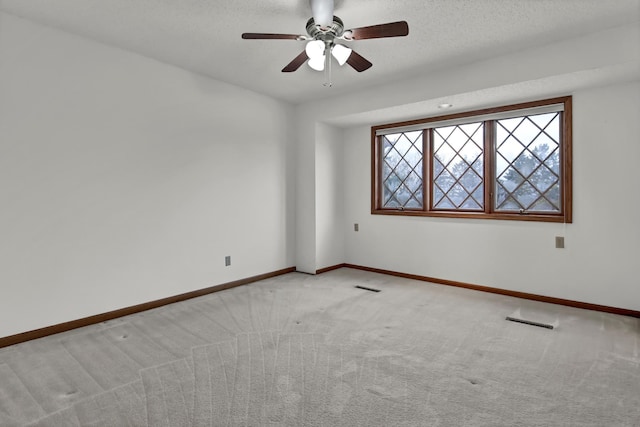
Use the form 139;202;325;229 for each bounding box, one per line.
308;55;325;71
305;40;325;59
331;43;352;66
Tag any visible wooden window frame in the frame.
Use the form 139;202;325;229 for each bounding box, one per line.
371;96;572;223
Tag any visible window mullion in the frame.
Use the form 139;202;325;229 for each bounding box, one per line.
484;120;493;213
424;129;431;212
559;111;565;216
563;100;573;222
375;135;382;210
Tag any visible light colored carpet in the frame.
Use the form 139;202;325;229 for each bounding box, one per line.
0;268;639;426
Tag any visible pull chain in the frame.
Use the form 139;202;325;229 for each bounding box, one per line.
323;43;332;87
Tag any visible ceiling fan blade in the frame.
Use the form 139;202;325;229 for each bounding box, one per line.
345;21;409;40
282;51;309;72
242;33;303;40
310;0;334;28
346;50;372;72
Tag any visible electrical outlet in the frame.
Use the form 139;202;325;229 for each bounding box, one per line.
555;236;565;249
225;256;231;266
354;223;359;232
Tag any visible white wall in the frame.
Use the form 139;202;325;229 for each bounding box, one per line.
315;123;345;270
295;114;316;274
1;12;638;339
297;23;639;273
0;13;295;338
297;21;640;310
343;81;640;311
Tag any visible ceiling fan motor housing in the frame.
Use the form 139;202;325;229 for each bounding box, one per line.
306;16;345;43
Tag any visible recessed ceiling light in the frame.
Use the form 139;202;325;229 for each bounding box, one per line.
438;103;453;109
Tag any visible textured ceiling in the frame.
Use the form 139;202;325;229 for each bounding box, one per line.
1;0;638;104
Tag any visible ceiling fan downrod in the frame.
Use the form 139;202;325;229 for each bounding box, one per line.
310;0;335;29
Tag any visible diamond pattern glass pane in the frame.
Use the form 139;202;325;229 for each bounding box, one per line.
405;171;422;193
461;198;481;210
460;169;482;189
381;131;423;209
433;186;444;205
495;113;561;212
472;157;483;174
529;165;558;193
529;198;555;211
433;122;484;210
472;185;484;204
434;170;454;193
434;142;456;165
433;158;444;176
513;181;539;207
497;137;525;163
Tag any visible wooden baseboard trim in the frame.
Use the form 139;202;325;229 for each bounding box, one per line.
315;263;347;275
0;266;296;349
342;264;640;319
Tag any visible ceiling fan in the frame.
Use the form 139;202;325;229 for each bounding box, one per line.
241;0;409;74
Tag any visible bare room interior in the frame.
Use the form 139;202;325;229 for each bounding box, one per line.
1;0;639;425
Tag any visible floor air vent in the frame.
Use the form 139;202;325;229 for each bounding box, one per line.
505;316;554;329
355;285;381;293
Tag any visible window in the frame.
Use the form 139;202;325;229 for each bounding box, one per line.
372;97;572;222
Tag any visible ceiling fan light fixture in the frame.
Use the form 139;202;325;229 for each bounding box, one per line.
305;40;325;59
308;55;325;71
331;43;352;66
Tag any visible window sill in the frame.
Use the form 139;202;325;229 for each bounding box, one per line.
371;209;571;223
